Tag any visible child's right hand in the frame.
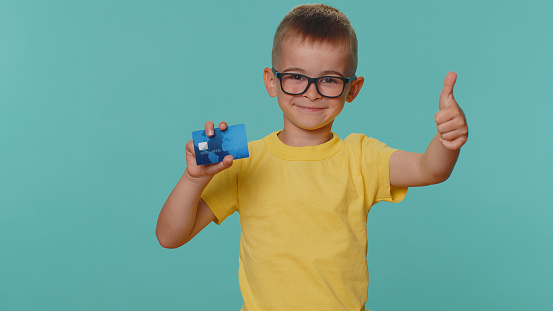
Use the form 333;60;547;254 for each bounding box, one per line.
184;121;234;184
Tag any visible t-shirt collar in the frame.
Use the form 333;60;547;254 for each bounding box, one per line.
263;130;343;161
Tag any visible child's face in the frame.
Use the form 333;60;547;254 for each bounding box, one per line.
264;37;363;134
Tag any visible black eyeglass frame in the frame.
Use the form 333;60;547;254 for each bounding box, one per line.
272;68;357;98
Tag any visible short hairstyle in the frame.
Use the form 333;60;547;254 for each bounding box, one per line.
272;4;358;76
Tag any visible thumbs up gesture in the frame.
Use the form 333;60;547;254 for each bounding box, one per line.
435;72;468;151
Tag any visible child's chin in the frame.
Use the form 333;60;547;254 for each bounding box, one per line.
296;121;334;132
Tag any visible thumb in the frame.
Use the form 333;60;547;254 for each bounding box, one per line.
439;71;457;110
205;155;234;176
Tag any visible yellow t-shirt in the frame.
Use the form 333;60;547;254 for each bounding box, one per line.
201;131;407;311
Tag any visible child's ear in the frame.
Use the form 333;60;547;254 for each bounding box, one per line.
264;67;277;97
346;76;364;103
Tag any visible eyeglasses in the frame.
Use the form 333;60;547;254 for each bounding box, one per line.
272;68;356;98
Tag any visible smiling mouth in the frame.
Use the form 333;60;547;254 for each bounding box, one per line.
295;105;325;112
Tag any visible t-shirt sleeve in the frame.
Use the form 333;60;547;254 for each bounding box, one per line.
361;136;408;206
200;161;240;225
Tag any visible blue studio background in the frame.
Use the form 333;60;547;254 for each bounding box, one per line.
1;0;552;310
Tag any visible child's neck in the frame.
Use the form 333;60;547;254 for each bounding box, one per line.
277;123;334;147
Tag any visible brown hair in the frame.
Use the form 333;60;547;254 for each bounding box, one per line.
272;4;358;76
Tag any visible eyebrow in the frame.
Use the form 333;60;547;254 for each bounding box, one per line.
282;67;346;78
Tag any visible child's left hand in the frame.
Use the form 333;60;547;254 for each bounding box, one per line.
435;71;468;151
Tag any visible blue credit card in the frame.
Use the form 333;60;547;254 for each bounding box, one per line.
192;124;249;165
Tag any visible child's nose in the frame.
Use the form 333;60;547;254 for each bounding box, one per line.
303;81;322;101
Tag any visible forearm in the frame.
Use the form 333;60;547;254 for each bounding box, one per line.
418;133;460;184
390;72;467;187
156;170;211;248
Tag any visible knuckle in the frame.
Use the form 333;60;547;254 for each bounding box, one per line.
451;118;461;128
435;112;442;124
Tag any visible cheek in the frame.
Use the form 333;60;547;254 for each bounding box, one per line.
334;106;345;117
330;101;345;113
276;97;292;115
276;93;294;106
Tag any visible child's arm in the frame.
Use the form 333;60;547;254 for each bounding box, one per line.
156;121;234;249
389;72;468;187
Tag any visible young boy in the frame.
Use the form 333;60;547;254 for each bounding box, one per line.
157;4;467;311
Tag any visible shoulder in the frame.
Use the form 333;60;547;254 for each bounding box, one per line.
344;133;389;151
231;134;272;171
343;133;398;165
248;137;265;151
246;135;269;159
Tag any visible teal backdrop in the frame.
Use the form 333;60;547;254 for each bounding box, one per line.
1;0;552;310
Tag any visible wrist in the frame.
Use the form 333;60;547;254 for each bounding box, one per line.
182;168;213;188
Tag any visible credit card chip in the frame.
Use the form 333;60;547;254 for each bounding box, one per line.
198;142;208;151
